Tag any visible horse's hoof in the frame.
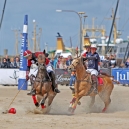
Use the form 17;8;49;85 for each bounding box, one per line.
41;104;46;109
68;103;73;112
77;101;81;105
71;108;75;114
27;93;32;96
68;107;72;112
35;102;39;107
102;108;107;113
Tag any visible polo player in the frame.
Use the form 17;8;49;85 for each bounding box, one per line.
23;50;60;95
83;44;100;94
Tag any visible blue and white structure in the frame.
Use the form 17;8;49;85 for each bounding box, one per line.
18;15;28;90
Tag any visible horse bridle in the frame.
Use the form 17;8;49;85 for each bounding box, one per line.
71;59;91;84
35;63;48;82
71;61;80;70
71;63;76;69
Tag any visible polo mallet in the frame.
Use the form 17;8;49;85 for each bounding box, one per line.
2;80;27;114
76;47;79;57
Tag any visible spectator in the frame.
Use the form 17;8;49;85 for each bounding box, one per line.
109;55;117;68
69;69;76;87
5;55;10;63
53;57;58;69
15;57;20;68
59;57;67;69
57;56;63;68
125;58;129;68
1;58;9;68
66;55;73;66
101;55;110;68
50;57;54;67
9;57;17;68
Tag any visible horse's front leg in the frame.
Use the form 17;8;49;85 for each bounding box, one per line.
40;94;48;109
68;82;78;113
69;90;86;114
47;90;56;106
32;95;39;107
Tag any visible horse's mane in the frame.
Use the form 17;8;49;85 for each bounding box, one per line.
73;56;81;60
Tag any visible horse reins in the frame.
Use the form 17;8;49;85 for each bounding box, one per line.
76;73;92;84
71;62;91;84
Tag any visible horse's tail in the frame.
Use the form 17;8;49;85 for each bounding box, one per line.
100;72;120;84
110;76;120;84
112;79;120;84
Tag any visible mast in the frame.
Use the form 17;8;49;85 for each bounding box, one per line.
106;0;120;54
0;0;7;29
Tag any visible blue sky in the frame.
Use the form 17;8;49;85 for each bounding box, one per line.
0;0;129;55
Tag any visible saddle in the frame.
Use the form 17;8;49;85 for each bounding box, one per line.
86;71;104;85
97;77;103;85
97;72;114;85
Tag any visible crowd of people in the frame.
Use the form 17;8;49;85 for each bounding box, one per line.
49;55;76;87
1;48;129;88
0;55;20;68
100;54;129;69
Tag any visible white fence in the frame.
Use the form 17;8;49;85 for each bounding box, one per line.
0;69;36;85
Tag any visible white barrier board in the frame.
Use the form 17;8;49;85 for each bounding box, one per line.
0;69;37;85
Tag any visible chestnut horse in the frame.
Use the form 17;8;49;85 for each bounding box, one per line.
68;56;114;113
31;54;56;112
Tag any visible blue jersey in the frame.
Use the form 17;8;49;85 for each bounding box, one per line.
87;52;100;71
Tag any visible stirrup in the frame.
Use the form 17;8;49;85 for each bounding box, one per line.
54;88;60;93
69;87;75;91
93;88;98;94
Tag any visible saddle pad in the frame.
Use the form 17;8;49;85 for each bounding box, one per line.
98;77;103;85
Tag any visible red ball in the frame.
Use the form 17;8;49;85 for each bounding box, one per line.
8;108;16;114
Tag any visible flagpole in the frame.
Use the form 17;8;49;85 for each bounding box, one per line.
18;15;28;90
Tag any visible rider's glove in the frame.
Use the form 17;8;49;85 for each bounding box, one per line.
36;62;38;66
83;57;87;61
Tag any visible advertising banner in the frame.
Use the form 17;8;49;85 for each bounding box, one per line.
112;68;129;84
0;69;36;85
18;15;28;90
55;69;71;84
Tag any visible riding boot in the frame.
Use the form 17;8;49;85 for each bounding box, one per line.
49;71;60;93
91;74;98;94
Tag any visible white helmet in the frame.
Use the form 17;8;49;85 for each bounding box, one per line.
91;44;97;48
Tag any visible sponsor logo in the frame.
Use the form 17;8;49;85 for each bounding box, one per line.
9;70;19;84
20;36;25;69
56;74;70;82
116;71;129;81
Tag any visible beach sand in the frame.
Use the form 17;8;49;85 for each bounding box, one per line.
0;84;129;129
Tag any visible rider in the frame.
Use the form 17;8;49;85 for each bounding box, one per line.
23;50;60;95
83;44;100;94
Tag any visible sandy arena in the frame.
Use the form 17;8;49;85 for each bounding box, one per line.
0;84;129;129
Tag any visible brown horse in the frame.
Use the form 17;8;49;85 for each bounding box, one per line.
30;54;56;112
68;56;114;113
